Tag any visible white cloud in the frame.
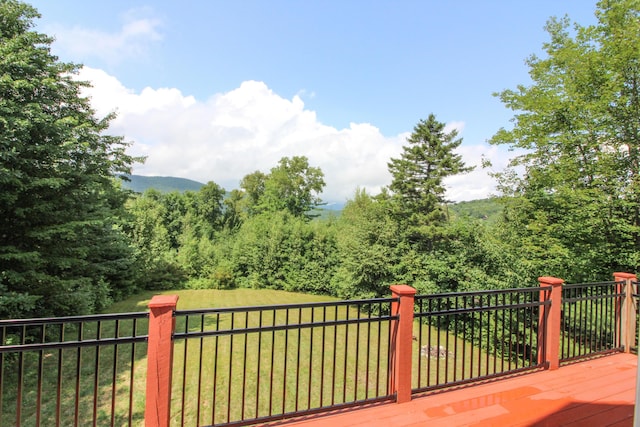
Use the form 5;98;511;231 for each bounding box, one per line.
46;9;162;64
444;145;509;201
444;121;465;134
79;67;511;202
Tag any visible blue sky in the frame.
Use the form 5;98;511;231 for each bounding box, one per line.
28;0;599;202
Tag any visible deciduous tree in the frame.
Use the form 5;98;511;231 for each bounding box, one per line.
260;156;325;218
490;0;640;281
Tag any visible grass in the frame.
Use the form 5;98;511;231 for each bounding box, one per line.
166;291;393;426
2;288;523;427
0;289;343;427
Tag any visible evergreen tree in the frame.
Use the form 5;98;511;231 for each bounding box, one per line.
388;114;473;248
0;1;139;317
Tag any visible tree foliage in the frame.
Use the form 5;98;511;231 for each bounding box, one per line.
490;0;640;281
331;189;399;299
259;156;325;218
5;0;635;320
388;114;473;249
0;1;139;317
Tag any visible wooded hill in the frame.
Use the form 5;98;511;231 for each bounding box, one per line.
122;174;501;220
121;175;205;193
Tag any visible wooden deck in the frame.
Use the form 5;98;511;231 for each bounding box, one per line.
276;352;637;427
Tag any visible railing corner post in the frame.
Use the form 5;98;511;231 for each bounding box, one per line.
389;284;416;404
614;272;637;353
538;277;563;370
145;295;179;427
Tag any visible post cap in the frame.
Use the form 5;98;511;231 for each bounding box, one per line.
148;294;179;309
390;284;417;296
538;276;564;286
613;272;637;280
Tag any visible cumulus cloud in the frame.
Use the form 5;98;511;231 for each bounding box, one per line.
445;145;504;201
79;67;509;202
45;8;162;64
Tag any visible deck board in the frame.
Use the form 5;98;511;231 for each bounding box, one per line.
274;353;637;427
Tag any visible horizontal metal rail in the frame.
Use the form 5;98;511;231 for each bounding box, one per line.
175;297;396;316
0;312;148;327
0;336;148;353
173;315;397;340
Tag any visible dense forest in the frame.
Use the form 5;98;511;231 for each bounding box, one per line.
2;0;640;319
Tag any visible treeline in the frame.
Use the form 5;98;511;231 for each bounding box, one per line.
123;153;511;301
116;116;566;303
2;0;640;319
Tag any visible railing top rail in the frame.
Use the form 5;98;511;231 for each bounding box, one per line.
0;311;149;327
174;297;398;316
563;293;624;303
414;299;549;317
173;314;398;340
414;286;551;300
563;281;621;289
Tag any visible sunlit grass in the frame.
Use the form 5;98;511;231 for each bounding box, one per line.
0;289;343;427
1;288;517;427
167;291;393;426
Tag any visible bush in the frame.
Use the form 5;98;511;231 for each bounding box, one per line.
210;262;236;289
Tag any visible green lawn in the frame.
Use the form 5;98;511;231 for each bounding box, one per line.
109;288;342;312
2;288;509;427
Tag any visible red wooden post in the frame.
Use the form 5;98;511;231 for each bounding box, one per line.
614;272;637;353
145;295;179;427
389;285;416;404
538;277;563;370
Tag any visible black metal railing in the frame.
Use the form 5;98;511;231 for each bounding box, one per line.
560;281;624;362
171;298;397;427
412;287;549;393
0;312;148;427
2;278;636;427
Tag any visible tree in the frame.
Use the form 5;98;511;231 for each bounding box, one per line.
388;114;473;247
229;210;338;292
235;157;325;220
238;170;267;218
0;1;139;317
490;0;640;281
331;189;400;299
259;156;326;218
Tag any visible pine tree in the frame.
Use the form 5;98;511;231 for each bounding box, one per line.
0;1;139;317
388;114;473;247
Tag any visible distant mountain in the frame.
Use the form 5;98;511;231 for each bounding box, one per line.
121;175;205;193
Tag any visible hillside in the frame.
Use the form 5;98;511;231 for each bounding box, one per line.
449;198;502;222
121;175;205;193
120;175;498;219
